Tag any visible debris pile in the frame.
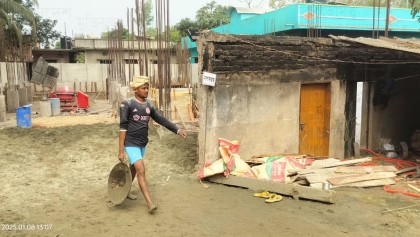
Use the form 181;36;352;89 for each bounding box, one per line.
199;138;420;200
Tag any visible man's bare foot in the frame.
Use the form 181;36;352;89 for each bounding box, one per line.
127;193;137;200
148;204;158;214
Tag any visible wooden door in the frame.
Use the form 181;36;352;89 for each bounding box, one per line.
299;83;331;156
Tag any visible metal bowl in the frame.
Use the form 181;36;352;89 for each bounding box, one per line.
108;161;132;205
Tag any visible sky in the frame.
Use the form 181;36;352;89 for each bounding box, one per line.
35;0;271;38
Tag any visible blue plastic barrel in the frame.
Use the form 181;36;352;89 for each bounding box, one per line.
16;104;32;128
49;98;60;116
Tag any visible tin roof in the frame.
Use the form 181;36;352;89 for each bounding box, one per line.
229;7;266;15
329;35;420;55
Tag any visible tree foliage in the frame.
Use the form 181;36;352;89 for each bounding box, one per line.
195;0;230;30
1;0;60;49
349;0;410;8
174;18;197;37
173;1;230;38
0;0;37;46
268;0;299;9
101;27;132;40
411;0;420;21
100;0;153;40
138;0;154;27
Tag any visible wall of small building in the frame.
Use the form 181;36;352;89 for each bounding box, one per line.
32;51;71;63
45;63;199;92
0;62;29;86
198;73;301;163
49;63;107;92
83;50;177;64
198;73;347;165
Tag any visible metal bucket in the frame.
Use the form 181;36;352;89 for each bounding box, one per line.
49;98;60;116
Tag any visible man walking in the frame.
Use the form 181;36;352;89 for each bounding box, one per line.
118;75;187;213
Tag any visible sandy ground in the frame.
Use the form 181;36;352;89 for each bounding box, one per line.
0;99;419;237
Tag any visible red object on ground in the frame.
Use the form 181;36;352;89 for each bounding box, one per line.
383;185;420;198
51;86;89;111
55;86;76;103
77;91;89;109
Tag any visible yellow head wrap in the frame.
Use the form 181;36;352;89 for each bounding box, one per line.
130;75;150;89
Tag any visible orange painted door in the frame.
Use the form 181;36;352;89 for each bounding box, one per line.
299;83;331;156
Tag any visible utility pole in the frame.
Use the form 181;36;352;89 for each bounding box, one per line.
384;0;391;37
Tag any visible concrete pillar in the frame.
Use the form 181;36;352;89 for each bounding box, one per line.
109;81;117;106
26;85;33;103
114;84;121;110
39;100;52;117
0;95;6;122
119;86;128;101
6;90;19;112
18;87;28;106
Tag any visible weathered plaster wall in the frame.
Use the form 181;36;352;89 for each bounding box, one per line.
199;72;301;164
329;80;347;158
83;51;177;64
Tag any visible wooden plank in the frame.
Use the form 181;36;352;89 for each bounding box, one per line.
408;184;420;193
305;169;350;184
188;103;195;121
296;167;337;175
207;174;336;204
327;172;396;186
335;166;397;174
314;157;372;168
310;158;341;168
332;178;395;188
290;157;372;173
174;105;186;129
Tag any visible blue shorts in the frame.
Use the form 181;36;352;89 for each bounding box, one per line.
124;146;146;165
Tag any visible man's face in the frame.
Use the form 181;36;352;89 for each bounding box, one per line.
134;83;149;99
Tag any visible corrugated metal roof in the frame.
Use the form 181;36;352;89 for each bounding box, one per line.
329;35;420;55
229;7;266;15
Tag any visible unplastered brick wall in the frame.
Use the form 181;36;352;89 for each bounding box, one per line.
198;31;420;82
200;32;341;78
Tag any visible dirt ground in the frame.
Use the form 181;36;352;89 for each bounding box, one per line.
0;100;419;237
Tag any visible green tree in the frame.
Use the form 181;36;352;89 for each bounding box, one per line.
137;0;153;27
133;0;153;38
0;0;37;46
195;1;230;30
268;0;299;9
3;1;60;48
33;17;60;47
349;0;409;8
174;18;197;37
146;27;157;39
75;52;85;63
54;40;60;49
101;27;133;40
100;0;153;39
411;0;420;21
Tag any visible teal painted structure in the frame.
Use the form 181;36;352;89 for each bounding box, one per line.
215;4;420;34
184;3;420;62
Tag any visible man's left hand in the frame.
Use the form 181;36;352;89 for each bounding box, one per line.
177;129;187;139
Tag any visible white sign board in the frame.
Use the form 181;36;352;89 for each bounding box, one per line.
202;72;216;87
